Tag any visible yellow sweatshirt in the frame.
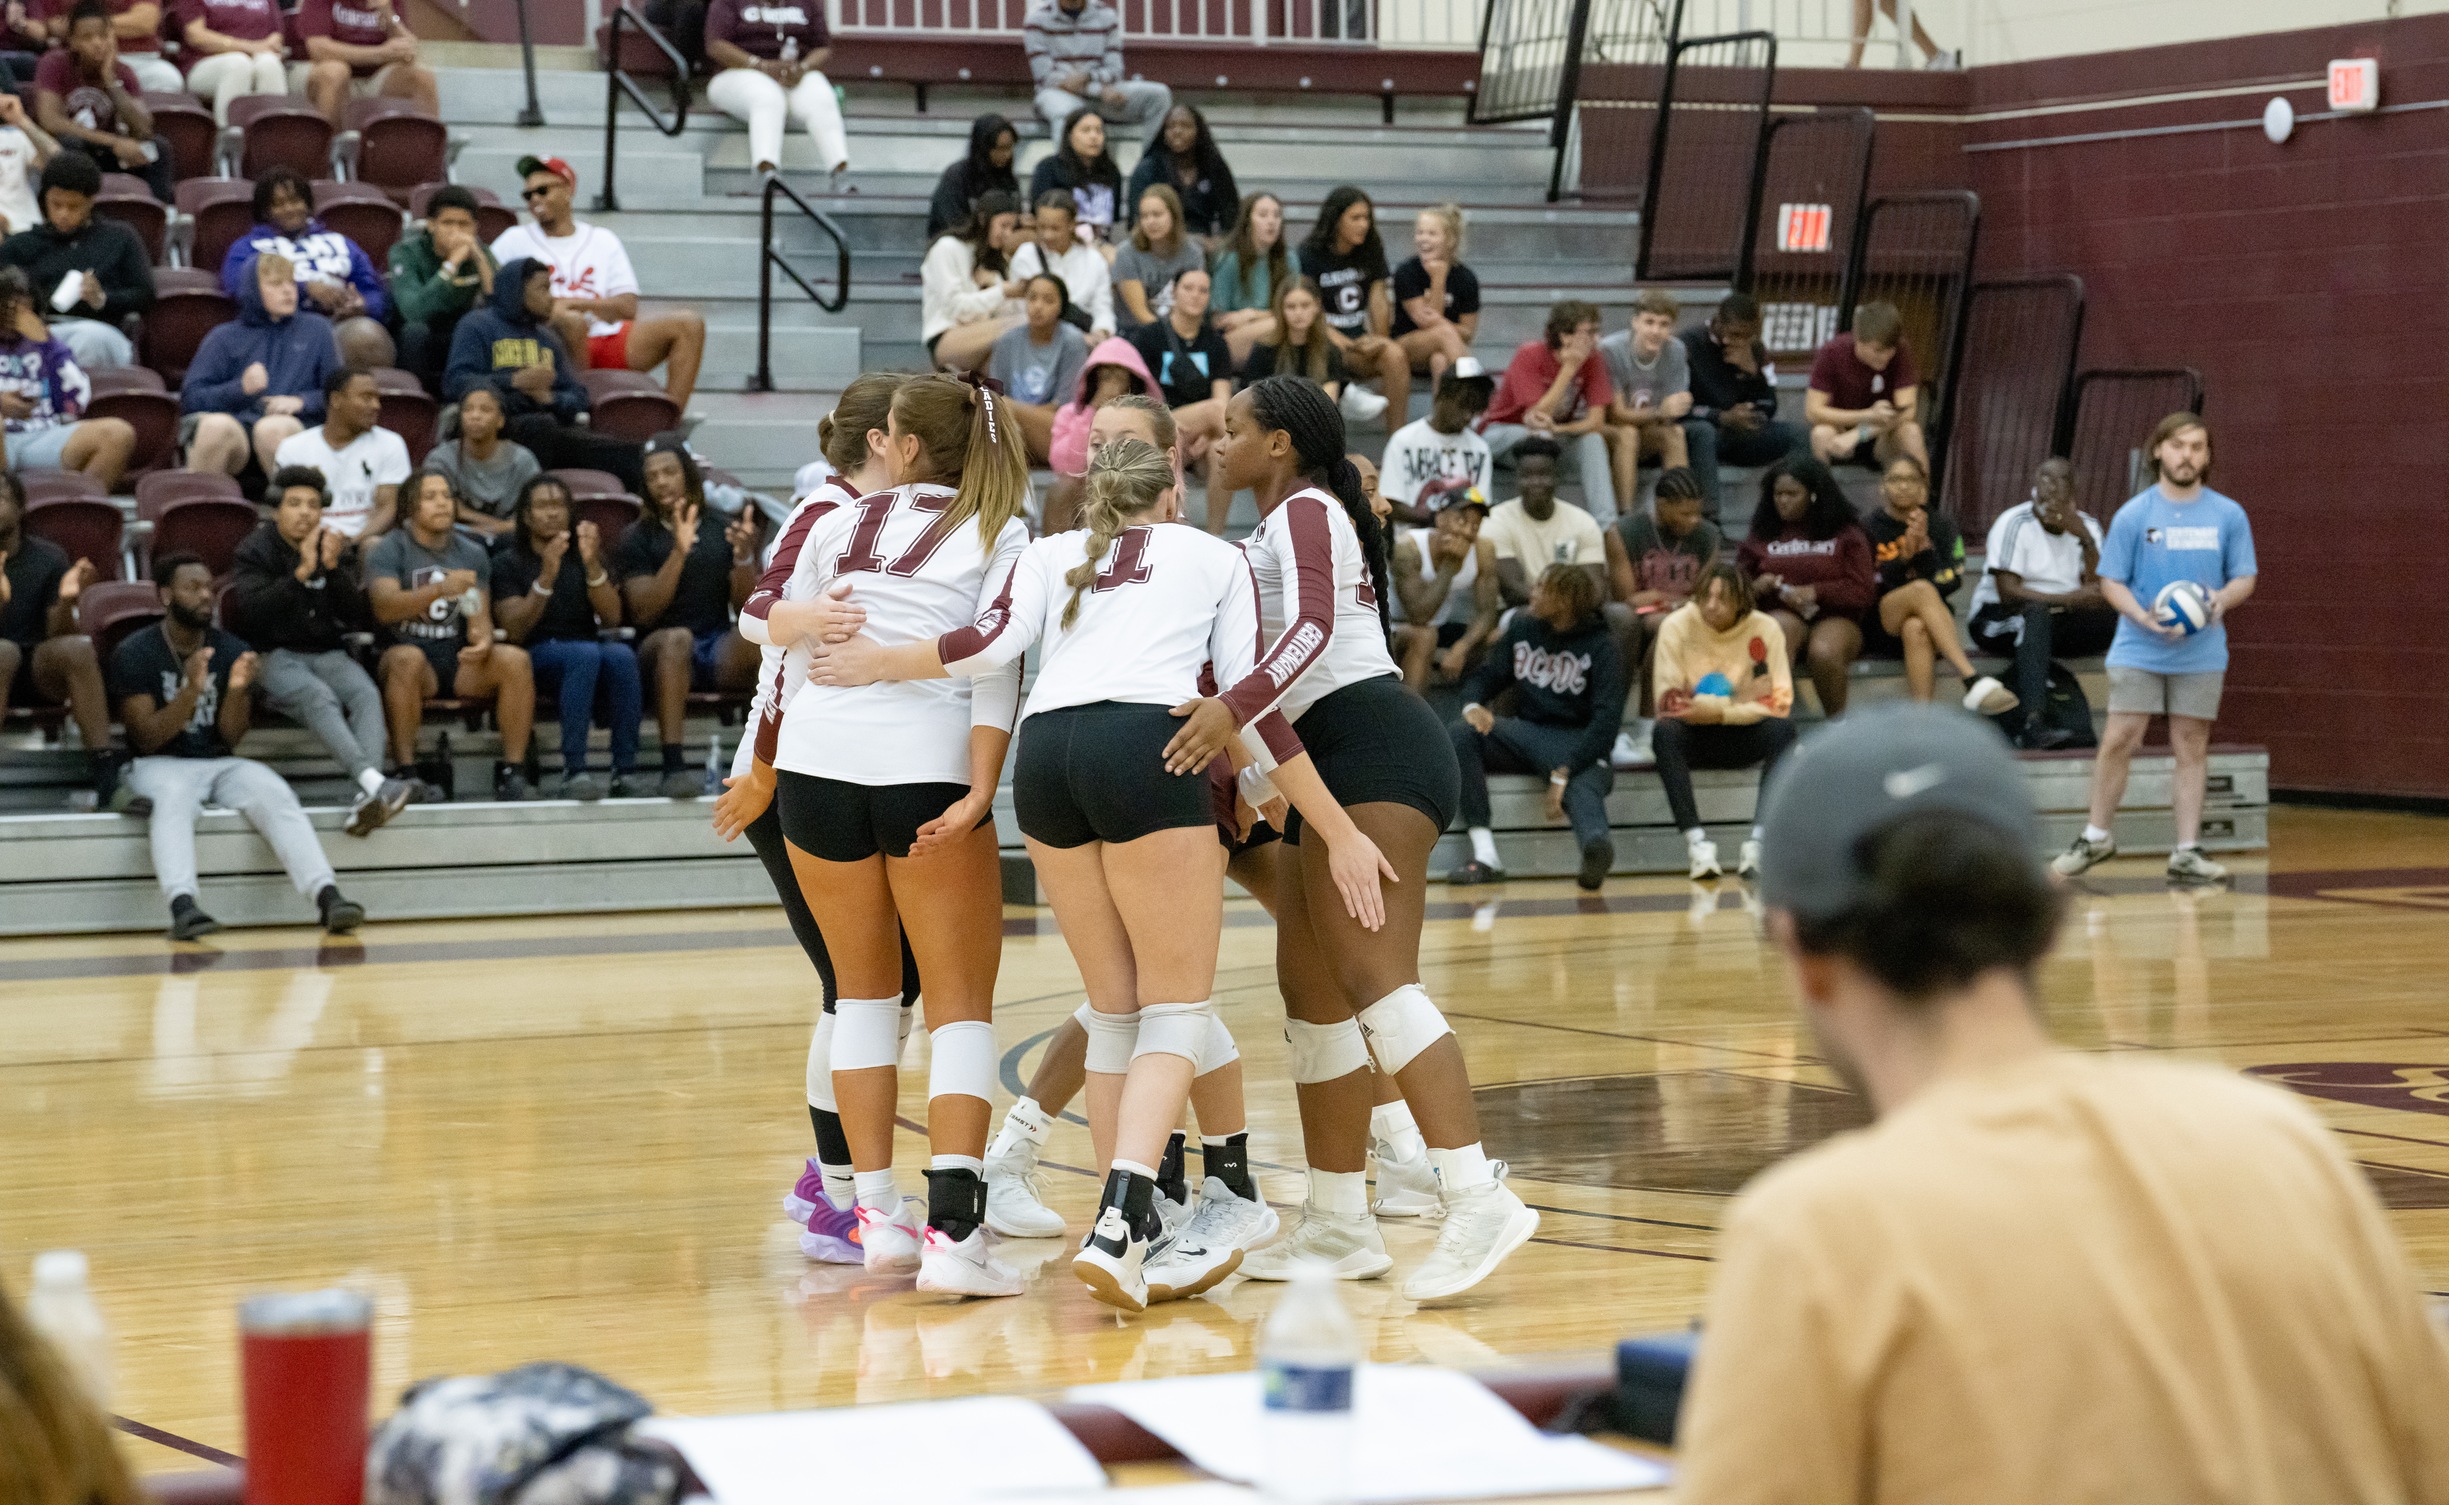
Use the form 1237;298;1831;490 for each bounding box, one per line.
1652;604;1793;725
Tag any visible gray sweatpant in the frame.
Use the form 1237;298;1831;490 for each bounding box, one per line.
124;756;335;905
258;648;384;781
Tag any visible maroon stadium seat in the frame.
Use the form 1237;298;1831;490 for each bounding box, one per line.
149;496;259;578
141;91;218;183
90;366;167;396
579;370;680;443
551;468;638;544
369;366;437;465
95;183;168;263
311;178;405;265
175;178;257;273
229;96;335;181
23;497;125;580
76;579;163;663
19;469;105;503
136;468;241;522
138;285;238;384
87;388;181;478
345;97;446;207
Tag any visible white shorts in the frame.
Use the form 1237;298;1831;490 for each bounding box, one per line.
9;423;77;470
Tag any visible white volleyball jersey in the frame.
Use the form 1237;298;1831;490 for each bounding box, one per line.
741;482;1027;786
733;481;853;779
1219;485;1399;727
941;523;1301;765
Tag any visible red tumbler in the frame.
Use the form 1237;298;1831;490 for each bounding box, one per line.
240;1291;373;1505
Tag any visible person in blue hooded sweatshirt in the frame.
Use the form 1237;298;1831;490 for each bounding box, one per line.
181;249;342;484
446;256;644;494
217;167;394;370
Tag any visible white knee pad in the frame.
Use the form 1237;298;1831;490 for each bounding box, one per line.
1081;1004;1141;1075
1284;1017;1368;1085
1201;1012;1240;1074
1133;1001;1216;1070
806;1011;837;1111
927;1019;997;1104
831;995;903;1072
1358;984;1452;1077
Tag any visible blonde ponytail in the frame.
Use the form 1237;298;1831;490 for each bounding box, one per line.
892;374;1032;551
1061;437;1171;628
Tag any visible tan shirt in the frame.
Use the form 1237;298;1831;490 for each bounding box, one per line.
1650;605;1790;725
1676;1052;2449;1505
1483;497;1603;570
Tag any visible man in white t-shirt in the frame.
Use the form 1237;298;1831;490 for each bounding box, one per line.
0;94;59;237
1379;359;1493;527
272;367;412;540
490;154;706;408
1965;456;2114;750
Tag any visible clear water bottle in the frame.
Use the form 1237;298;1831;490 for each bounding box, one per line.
702;732;724;797
25;1251;112;1408
1258;1261;1358;1505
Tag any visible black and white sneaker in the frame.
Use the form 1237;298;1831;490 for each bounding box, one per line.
1073;1205;1149;1312
345;777;414;837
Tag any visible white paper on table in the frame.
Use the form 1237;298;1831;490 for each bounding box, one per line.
639;1396;1109;1505
1069;1366;1672;1500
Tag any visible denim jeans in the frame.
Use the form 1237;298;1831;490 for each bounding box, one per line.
527;637;642;775
1680;417;1806;521
1449;715;1614;851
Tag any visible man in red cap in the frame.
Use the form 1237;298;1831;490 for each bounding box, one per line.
489;154;706;410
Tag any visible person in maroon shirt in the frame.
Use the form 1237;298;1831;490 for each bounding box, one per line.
35;4;169;201
291;0;436;127
173;0;285;126
704;0;846;180
1806;300;1928;473
1735;454;1876;717
36;0;180;91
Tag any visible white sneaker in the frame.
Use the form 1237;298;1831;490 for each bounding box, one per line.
1687;839;1722;880
2052;832;2116;877
1610;724;1655;770
1176;1176;1281;1252
1240;1203;1393;1282
1156;1184;1191;1241
1340;384;1389;423
1402;1169;1540;1303
856;1198;924;1275
1372;1139;1444;1219
1072;1205;1149;1312
916;1224;1024;1298
983;1138;1067;1238
1963;675;2019;716
1143;1235;1243;1303
1736;839;1761;879
2165;847;2230;885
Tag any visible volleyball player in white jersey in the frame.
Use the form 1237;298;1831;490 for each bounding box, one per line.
725;373;1033;1297
1166;374;1540;1303
710;373;929;1267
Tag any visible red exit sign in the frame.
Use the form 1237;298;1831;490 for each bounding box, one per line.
1776;203;1833;253
2329;58;2378;113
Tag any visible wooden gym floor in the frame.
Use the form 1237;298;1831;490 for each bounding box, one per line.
3;805;2446;1474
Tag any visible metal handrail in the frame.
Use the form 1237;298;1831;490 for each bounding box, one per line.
513;0;543;128
597;4;690;213
751;173;852;393
1632;28;1775;280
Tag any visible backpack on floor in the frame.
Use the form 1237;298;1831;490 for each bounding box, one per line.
2042;662;2096;748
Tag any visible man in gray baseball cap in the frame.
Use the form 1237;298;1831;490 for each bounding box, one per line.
1674;703;2449;1503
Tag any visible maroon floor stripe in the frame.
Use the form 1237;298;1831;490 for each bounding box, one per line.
113;1415;240;1467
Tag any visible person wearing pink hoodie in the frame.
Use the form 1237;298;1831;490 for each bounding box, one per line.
1043;333;1157;531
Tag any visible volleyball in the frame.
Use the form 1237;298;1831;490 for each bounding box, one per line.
2154;580;2213;635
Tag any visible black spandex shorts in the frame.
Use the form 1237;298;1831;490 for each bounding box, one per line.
776;768;979;862
1012;701;1214;849
1204;752;1282;856
1282;675;1460;844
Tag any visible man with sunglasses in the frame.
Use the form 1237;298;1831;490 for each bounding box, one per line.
488;154;706;410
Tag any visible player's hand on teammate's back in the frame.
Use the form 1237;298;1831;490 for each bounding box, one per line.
1162;696;1239;774
711;763;776;842
907;789;991;858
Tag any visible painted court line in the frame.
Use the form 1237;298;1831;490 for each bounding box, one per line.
113;1415;239;1468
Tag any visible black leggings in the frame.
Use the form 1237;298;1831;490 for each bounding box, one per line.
743;798;920;1010
1652;717;1798;833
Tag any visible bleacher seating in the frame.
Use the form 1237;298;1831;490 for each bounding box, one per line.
85;370;181;477
344;96;449;205
140;91;218;183
75;579;161;661
94;173;168;262
408;181;515;243
147;495;257;578
556;467;639;541
310;177;406;263
579;368;679;443
174;178;256;273
227;95;333;180
137;468;242;517
138;271;237;382
21;469;105;504
368;365;437;463
23;495;124;579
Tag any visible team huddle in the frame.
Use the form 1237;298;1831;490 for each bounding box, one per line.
710;369;1539;1310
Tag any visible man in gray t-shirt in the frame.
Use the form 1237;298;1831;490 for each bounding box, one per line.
1599;291;1694;504
364;525;492;682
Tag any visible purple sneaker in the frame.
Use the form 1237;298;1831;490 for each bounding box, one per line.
800;1186;865;1265
782;1158;827;1223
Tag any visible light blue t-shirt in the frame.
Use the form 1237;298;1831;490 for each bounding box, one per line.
2098;485;2256;674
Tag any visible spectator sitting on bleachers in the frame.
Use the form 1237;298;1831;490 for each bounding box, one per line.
1127;264;1228;523
1124;104;1236;242
35;5;170;209
56;0;183;91
443;257;646;493
0;7;45;87
1967;456;2113;750
271;366;410;540
1737;454;1875;718
421;384;533;539
181;250;340;482
1604;464;1717;738
0;265;131;485
112;549;368;939
0;150;152;371
1680;291;1804;514
1297;185;1397;421
1599;289;1691;507
1111;183;1202;333
920;190;1023;374
1807;299;1927;472
1380;357;1492;527
704;0;845;181
0;469;122;807
1862;453;2016;717
1448;561;1624;892
490;472;640;800
0;93;61;238
1025;107;1124;248
1647;560;1792;881
388;185;493;394
367;466;534;801
175;0;288;126
491;154;706;410
1481;434;1601;607
1479;299;1617;521
1023;0;1170;147
1388;203;1478;413
1041;334;1153;531
987;273;1085;465
619;434;758;798
220;167;392;365
1008;190;1112;342
1239;275;1343;398
1208;190;1286;364
926;113;1018;242
291;0;438;127
228;462;415;832
1390;484;1494;690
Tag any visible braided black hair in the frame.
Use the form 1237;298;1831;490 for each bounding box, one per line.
1244;374;1390;633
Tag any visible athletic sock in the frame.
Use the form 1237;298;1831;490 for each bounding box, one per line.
1685;827;1709;848
1370;1099;1427;1162
853;1168;900;1214
661;742;685;773
1468;827;1500;867
990;1096;1053;1159
1749;823;1763;841
356;767;386;797
1155;1130;1189;1205
924;1159;987;1241
2083;823;2112;844
1308;1167;1369;1218
1201;1133;1258;1202
2174;842;2200;854
808;1106;854;1202
1428;1142;1496;1193
1104;1159;1161;1240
